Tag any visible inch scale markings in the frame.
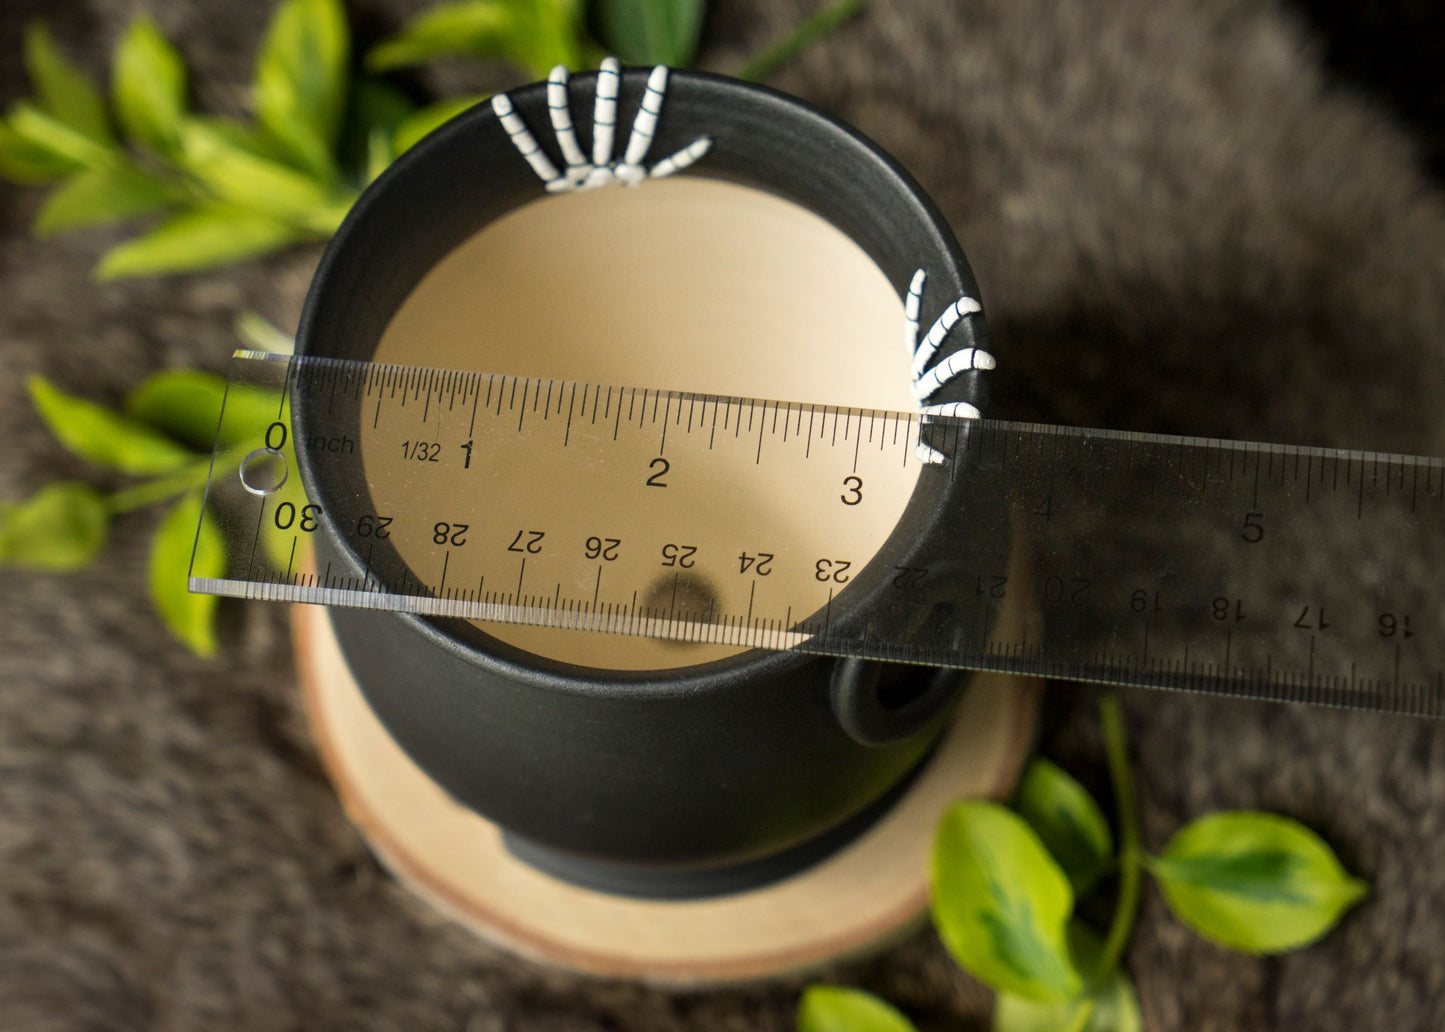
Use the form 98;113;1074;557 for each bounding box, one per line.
194;352;1445;717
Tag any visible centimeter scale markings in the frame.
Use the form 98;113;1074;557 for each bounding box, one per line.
193;352;1445;717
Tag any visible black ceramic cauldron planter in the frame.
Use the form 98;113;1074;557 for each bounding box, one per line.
294;60;998;898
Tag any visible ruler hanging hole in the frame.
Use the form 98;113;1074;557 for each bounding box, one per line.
239;448;289;497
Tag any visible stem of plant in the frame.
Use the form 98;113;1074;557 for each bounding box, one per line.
1060;998;1097;1032
108;464;208;513
107;451;244;514
1093;694;1142;991
731;0;866;82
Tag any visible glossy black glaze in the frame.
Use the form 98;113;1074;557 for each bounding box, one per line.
295;68;998;894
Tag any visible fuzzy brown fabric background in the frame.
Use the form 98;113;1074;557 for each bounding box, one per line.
3;0;1444;1029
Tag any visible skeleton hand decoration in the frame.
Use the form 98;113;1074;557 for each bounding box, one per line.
905;269;993;464
492;57;712;193
491;61;990;461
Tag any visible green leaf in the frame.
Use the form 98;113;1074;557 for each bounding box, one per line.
391;94;489;155
94;203;301;280
797;987;918;1032
23;22;113;144
0;115;80;183
32;164;175;237
336;76;412;181
365;2;515;72
129;368;217;437
366;0;586;77
176;115;356;236
176;118;337;222
254;0;350;182
182;114;272;156
593;0;705;66
126;369;223;450
126;368;284;451
113;16;188;153
150;491;224;657
0;482;109;572
993;921;1141;1032
6;101;118;170
260;440;311;573
931;801;1084;1002
1147;811;1368;954
235;310;296;355
994;970;1141;1032
27;374;196;474
364;127;393;185
512;0;592;73
1015;759;1114;896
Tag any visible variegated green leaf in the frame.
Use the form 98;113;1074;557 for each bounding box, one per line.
994;970;1141;1032
798;987;918;1032
1148;811;1368;954
931;801;1083;1002
1015;759;1114;895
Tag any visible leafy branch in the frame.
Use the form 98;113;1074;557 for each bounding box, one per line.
0;0;865;280
799;696;1369;1032
6;362;293;656
0;7;361;278
0;0;610;279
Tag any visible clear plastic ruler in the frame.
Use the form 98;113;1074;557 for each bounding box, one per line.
191;351;1445;717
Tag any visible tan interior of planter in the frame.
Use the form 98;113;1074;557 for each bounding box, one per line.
367;176;921;671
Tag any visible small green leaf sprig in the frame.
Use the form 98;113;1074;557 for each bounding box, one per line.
0;2;367;278
2;319;297;656
0;0;868;280
799;696;1368;1032
0;0;599;278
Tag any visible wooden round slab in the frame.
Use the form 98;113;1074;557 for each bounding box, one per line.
294;604;1041;985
